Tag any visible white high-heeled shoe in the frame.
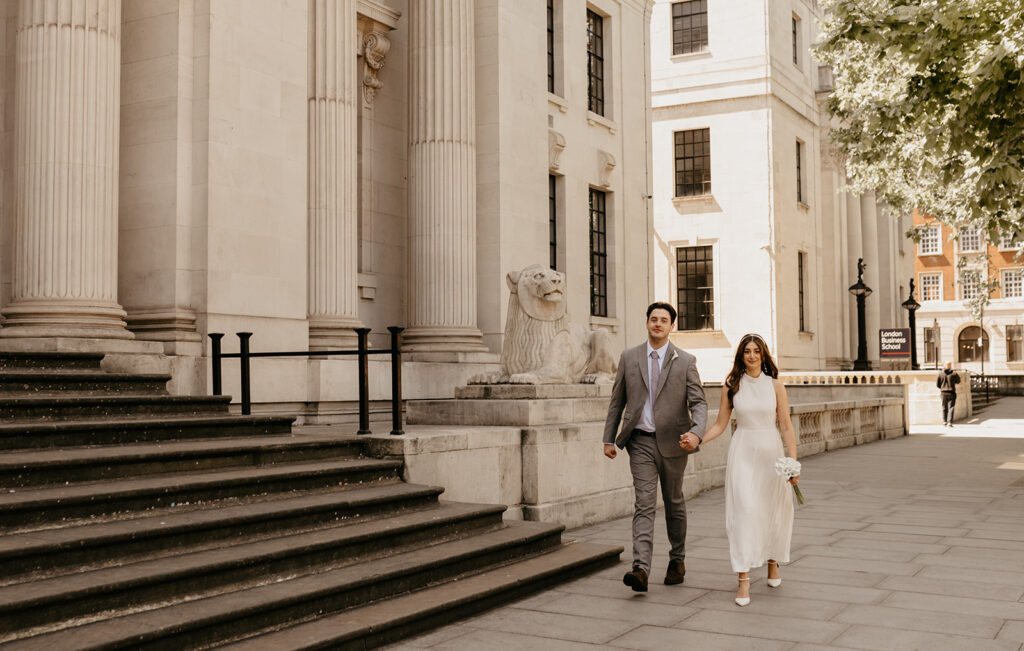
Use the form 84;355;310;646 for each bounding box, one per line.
735;577;750;606
767;561;781;588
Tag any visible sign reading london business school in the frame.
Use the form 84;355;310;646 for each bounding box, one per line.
879;328;911;357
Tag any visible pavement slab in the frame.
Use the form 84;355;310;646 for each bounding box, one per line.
388;398;1024;650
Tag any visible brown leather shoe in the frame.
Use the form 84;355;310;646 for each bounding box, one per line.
664;559;685;585
622;566;649;592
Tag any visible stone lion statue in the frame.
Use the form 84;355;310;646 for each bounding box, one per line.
470;265;618;385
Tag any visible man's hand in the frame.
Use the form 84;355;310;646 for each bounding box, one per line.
603;443;617;459
679;432;700;451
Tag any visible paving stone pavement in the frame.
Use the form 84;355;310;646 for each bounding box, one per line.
386;397;1024;650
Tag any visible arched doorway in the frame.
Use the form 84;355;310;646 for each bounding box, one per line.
958;326;989;362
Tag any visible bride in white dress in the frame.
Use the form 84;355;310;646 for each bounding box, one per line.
689;333;798;606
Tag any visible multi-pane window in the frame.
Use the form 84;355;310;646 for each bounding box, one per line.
919;272;942;301
674;128;711;197
1001;232;1021;250
676;246;714;330
959;228;982;252
589;189;608;317
923;326;940;365
549;175;558;270
586;10;605;116
798;251;807;331
1008;325;1024;363
672;0;708;55
958;326;988;363
959;271;980;300
918;224;941;255
1002;268;1023;298
547;0;555;93
796;140;805;203
792;16;800;66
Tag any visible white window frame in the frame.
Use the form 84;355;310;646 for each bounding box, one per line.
959;270;981;301
918;272;942;302
918;224;941;255
1000;233;1021;251
958;227;983;253
1001;268;1023;299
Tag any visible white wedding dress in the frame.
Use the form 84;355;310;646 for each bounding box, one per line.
725;372;794;573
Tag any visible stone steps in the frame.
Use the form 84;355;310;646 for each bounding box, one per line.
0;351;105;371
0;370;172;395
0;394;232;421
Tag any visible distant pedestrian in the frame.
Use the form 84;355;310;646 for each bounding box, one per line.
937;361;960;427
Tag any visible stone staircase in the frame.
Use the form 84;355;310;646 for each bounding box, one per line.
0;352;621;650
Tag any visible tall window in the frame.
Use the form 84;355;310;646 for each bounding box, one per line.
674;128;711;197
959;228;982;252
919;272;942;301
549;175;558;270
547;0;555;93
959;271;980;300
796;140;805;203
589;189;608;317
672;0;708;55
923;326;940;365
918;224;941;255
958;326;988;362
792;16;800;66
1000;232;1021;250
586;10;605;116
798;251;807;331
1002;268;1022;298
1008;325;1024;363
676;246;714;330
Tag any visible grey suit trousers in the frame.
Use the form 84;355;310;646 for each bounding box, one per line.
626;433;688;573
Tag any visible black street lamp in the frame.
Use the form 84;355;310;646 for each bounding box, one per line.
902;278;921;371
849;258;872;371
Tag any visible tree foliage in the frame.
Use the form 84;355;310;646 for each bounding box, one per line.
815;0;1024;243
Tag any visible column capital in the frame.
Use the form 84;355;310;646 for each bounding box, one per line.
357;0;400;107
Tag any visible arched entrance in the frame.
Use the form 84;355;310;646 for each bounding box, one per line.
957;326;989;362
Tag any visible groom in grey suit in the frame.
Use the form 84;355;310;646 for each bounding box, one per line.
603;302;707;592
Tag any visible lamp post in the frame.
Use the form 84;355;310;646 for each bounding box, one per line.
902;278;921;370
849;258;873;371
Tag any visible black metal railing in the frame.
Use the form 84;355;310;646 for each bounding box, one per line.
208;327;404;435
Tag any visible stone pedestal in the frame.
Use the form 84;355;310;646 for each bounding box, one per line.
2;0;131;340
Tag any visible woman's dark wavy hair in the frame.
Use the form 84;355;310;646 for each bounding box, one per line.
725;333;779;408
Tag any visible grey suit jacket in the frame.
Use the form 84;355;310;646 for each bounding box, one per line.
602;341;708;459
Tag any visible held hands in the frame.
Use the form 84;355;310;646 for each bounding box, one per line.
603;443;617;459
678;432;700;451
789;475;800;486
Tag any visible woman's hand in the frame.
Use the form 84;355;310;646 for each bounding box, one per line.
789;475;799;486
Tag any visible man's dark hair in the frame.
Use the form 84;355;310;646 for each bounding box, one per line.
646;301;677;324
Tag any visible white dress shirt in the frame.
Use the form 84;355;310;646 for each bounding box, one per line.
636;341;667;432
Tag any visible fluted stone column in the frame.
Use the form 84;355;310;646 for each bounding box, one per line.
845;190;863;359
307;0;363;348
861;192;881;361
404;0;486;352
2;0;131;339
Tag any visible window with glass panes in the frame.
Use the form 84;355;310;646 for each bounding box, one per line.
547;0;555;93
796;140;804;203
1000;232;1021;249
586;10;605;115
676;246;714;330
923;326;940;364
1008;325;1023;363
792;16;800;66
918;225;941;255
1002;268;1023;298
798;251;807;331
674;128;711;197
589;189;607;317
919;272;941;301
959;228;982;252
959;271;980;300
672;1;708;55
549;175;557;270
958;326;988;362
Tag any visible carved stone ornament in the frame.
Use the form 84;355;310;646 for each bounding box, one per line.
548;129;566;171
469;265;618;385
362;31;391;105
597;149;616;188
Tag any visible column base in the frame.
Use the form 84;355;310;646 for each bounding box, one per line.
401;326;489;353
0;298;134;340
126;307;203;343
308;316;364;350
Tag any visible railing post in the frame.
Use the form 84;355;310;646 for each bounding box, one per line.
209;333;224;395
238;332;253;415
388;326;404;435
356;328;372;435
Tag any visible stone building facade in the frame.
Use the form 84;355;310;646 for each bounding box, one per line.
0;0;655;417
649;0;915;382
912;211;1023;375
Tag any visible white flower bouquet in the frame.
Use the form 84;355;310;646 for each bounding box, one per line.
774;457;805;505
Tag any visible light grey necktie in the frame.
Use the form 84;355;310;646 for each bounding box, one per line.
649;350;661;409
